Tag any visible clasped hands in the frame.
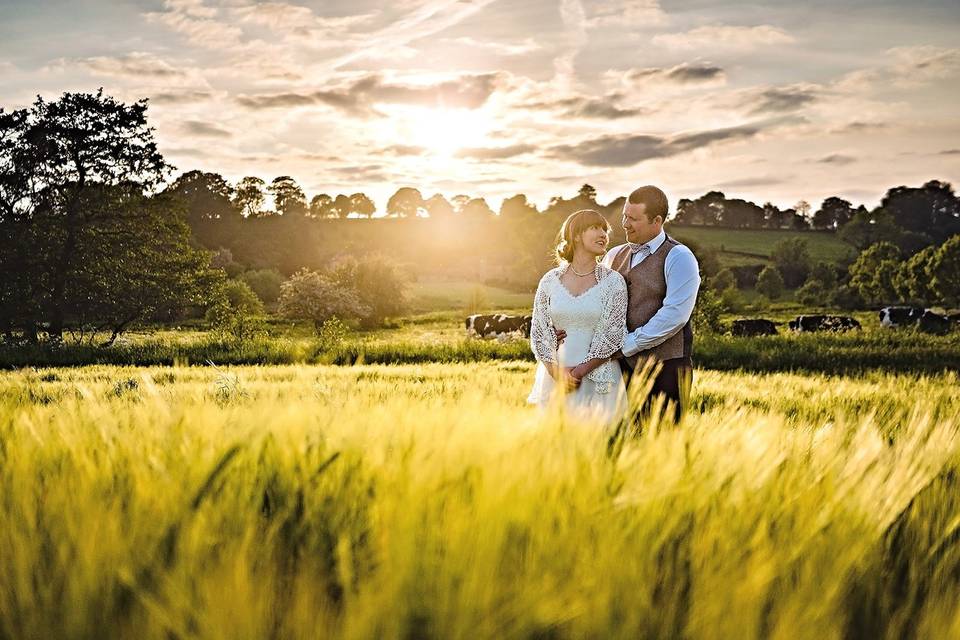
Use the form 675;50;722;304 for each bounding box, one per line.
552;326;625;392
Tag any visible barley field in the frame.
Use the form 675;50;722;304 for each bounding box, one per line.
2;363;960;639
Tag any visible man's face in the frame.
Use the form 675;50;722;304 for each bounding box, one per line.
621;202;662;244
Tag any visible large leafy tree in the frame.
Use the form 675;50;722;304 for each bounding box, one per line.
234;176;267;218
0;89;218;343
848;241;902;305
386;187;424;218
268;175;307;217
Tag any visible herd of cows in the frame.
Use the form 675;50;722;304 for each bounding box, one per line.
464;307;960;340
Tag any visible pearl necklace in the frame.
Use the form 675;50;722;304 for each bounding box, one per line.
569;264;596;277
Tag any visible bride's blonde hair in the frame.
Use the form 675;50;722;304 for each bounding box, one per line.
555;209;611;264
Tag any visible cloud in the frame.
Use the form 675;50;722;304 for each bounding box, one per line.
604;63;727;89
817;154;856;165
236;72;504;116
713;176;788;188
442;36;541;56
522;94;647;119
382;145;428;156
837;46;960;91
831;121;888;134
323;0;501;71
746;86;820;115
548;123;765;167
939;149;960;155
234;2;377;35
145;0;243;49
50;52;188;78
584;0;668;28
149;90;217;105
653;25;795;52
181;120;233;138
456;144;537;160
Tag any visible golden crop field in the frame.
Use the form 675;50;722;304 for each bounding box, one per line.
2;363;959;639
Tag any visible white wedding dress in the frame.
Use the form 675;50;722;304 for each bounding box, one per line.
527;263;628;425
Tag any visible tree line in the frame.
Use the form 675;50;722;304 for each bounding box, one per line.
3;89;959;346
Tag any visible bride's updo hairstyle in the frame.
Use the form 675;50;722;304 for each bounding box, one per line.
555;209;611;265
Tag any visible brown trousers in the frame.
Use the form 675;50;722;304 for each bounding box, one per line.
621;356;693;424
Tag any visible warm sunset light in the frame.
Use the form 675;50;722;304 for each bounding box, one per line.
404;106;495;155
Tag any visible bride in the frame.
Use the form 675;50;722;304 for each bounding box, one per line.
527;209;628;424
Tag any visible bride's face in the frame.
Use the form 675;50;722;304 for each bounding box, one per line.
576;224;609;257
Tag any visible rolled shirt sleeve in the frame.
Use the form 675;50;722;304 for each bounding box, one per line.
621;245;701;357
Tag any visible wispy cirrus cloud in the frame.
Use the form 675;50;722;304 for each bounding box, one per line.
652;25;795;52
585;0;668;28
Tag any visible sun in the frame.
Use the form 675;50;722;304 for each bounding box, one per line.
403;106;494;155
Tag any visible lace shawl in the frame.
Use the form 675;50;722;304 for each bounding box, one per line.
583;266;628;394
530;268;561;365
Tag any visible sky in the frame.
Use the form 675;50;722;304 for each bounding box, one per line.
1;0;959;214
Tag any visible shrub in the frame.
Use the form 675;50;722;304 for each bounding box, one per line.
756;266;785;299
710;268;736;292
206;279;266;341
278;269;369;333
849;241;902;305
692;287;726;335
796;280;828;306
328;255;410;328
240;269;284;306
809;261;838;289
772;238;812;288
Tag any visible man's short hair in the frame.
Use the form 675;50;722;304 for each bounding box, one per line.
627;186;668;222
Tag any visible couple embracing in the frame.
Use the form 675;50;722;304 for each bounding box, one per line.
527;185;701;426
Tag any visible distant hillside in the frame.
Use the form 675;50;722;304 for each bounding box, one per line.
665;224;856;266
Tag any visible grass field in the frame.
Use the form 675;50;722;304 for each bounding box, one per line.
666;224;856;265
2;362;959;639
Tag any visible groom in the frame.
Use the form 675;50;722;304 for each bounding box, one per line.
602;185;701;423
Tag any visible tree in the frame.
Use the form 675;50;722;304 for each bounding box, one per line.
239;268;284;307
674;192;723;226
895;244;938;305
328;255;409;327
578;184;597;201
268;176;307;217
928;234;960;306
350;193;375;218
0;89;216;343
755;266;784;299
812;197;854;230
771;238;812;288
424;194;454;218
808;261;838;289
386;187;424;218
206;278;265;342
309;193;334;218
499;194;538;220
450;194;471;215
710;268;736;292
881;180;960;243
848;241;902;305
460;197;495;220
277;268;369;332
234;176;267;218
333;194;353;219
838;207;903;251
796;280;827;306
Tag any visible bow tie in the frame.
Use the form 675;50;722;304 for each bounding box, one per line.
629;243;651;256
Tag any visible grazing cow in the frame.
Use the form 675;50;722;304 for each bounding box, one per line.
465;313;533;339
879;306;925;328
789;315;861;332
731;319;778;337
918;310;953;334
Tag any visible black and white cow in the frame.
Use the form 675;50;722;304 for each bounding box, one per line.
465;314;533;339
789;315;861;332
731;319;778;337
918;310;953;334
879;306;954;333
878;306;925;328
